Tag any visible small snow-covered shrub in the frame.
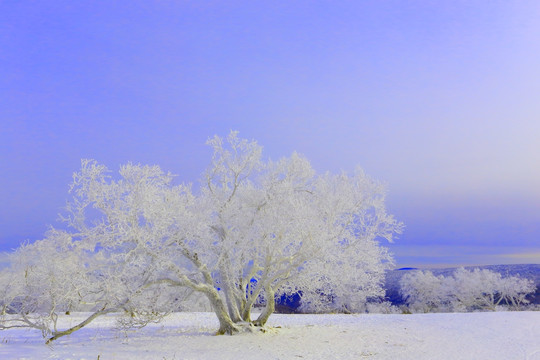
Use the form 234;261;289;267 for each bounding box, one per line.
365;301;400;314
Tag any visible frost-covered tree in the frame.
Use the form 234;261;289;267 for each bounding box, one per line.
399;270;447;313
400;268;536;313
0;131;403;342
0;230;108;338
445;268;536;311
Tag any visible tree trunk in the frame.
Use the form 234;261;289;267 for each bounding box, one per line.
241;305;252;322
204;287;239;335
218;256;242;323
254;287;275;327
222;282;242;323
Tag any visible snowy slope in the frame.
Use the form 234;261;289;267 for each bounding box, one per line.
1;311;539;360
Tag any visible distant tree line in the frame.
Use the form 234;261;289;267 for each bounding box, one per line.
398;268;536;313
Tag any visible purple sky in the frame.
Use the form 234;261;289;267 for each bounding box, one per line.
1;1;539;267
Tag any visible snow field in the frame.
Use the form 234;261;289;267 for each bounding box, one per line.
1;311;539;360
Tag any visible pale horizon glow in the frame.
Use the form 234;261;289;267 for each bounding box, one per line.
1;1;539;267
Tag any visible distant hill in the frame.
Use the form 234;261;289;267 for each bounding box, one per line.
385;264;540;306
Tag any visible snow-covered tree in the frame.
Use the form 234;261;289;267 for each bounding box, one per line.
0;131;403;342
0;230;106;338
400;268;536;313
446;268;536;311
399;270;447;313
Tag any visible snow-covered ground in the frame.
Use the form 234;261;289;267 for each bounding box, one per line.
1;311;539;360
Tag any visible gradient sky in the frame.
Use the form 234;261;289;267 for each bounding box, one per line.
1;1;539;267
